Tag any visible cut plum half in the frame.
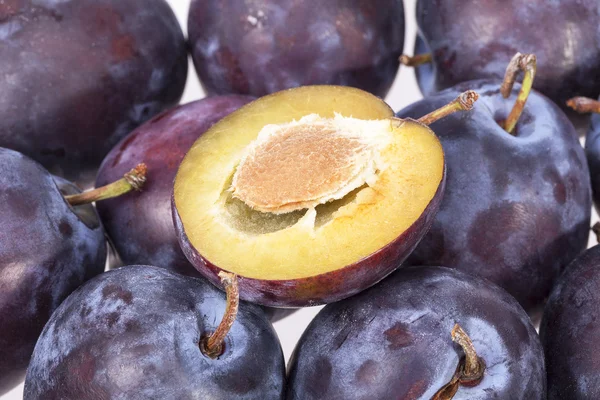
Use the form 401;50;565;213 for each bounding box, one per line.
173;85;446;307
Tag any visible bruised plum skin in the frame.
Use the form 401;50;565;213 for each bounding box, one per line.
0;0;187;186
540;245;600;399
413;0;600;128
287;267;546;399
584;101;600;211
188;0;404;98
0;148;106;396
397;80;591;315
96;96;254;277
24;266;286;400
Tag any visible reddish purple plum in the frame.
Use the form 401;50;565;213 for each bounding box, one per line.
287;266;546;399
0;148;106;395
96;96;254;277
0;0;188;186
188;0;405;98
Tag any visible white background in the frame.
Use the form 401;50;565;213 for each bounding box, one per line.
3;0;598;398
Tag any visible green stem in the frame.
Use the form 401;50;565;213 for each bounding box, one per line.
64;163;147;206
500;53;537;135
399;53;433;67
416;90;479;126
200;272;239;359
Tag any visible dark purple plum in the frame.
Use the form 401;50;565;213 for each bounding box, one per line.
24;265;286;399
96;96;254;277
411;0;600;129
188;0;404;98
0;148;106;395
540;245;600;399
396;79;591;315
0;0;188;186
287;266;546;399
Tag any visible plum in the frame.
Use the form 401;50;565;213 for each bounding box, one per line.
408;0;600;129
287;266;546;399
540;245;600;399
0;0;187;186
0;148;106;395
24;265;286;399
96;96;254;277
396;57;591;315
172;85;454;307
188;0;405;98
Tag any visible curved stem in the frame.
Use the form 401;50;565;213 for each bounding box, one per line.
452;324;485;386
415;90;479;126
400;53;433;67
567;97;600;114
201;272;239;359
64;163;147;206
500;53;537;135
430;324;485;400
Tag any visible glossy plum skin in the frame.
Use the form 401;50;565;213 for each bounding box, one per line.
0;0;187;186
96;96;254;277
397;80;591;315
540;245;600;399
188;0;404;98
413;0;600;129
584;104;600;211
0;148;106;395
24;266;286;399
287;266;546;399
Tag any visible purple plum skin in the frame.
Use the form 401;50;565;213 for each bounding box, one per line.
188;0;404;98
286;266;546;399
584;104;600;211
540;245;600;399
0;148;106;395
413;0;600;130
95;96;254;278
396;80;591;315
24;265;286;400
0;0;188;186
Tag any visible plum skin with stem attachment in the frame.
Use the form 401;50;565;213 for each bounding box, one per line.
396;53;591;315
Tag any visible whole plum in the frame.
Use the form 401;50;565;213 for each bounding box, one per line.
0;0;188;186
0;148;106;395
188;0;404;98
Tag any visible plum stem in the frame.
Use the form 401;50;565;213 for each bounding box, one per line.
64;163;147;206
414;90;479;126
399;53;432;67
567;97;600;114
431;324;485;400
500;53;537;135
592;222;600;244
201;272;239;359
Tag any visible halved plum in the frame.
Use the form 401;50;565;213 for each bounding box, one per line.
172;85;446;307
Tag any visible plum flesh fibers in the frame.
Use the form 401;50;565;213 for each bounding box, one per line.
24;266;286;399
287;266;546;399
188;0;404;98
0;148;106;395
0;0;187;186
396;79;591;315
96;96;254;277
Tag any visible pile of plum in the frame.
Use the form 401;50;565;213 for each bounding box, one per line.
2;0;600;399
